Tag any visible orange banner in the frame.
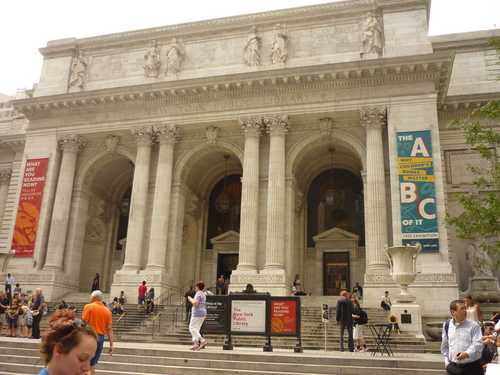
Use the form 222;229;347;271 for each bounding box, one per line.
12;158;49;257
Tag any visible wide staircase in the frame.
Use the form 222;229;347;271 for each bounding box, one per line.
0;293;449;374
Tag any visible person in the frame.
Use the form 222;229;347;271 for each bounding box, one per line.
184;286;196;321
58;300;68;310
336;290;354;352
381;291;391;311
0;290;8;336
464;295;483;326
165;38;185;76
91;273;100;292
224;277;231;294
68;303;78;316
112;298;124;315
31;288;45;339
441;299;483;375
387;315;401;334
82;290;114;375
270;23;289;64
13;283;20;293
187;281;208;350
4;273;13;299
138;280;147;311
68;50;88;89
216;275;225;295
353;282;363;299
145;288;155;316
481;322;497;370
6;298;20;337
292;284;311;296
352;296;368;352
37;309;97;375
119;291;126;304
293;274;301;286
143;40;161;78
205;288;214;296
19;300;32;338
243;26;261;66
361;12;382;55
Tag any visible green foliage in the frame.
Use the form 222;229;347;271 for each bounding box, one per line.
444;38;500;268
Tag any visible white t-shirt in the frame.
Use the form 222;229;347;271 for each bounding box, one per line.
382;295;391;304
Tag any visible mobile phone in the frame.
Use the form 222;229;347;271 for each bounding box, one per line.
456;353;460;358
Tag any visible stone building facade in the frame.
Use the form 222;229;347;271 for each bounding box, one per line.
1;0;499;319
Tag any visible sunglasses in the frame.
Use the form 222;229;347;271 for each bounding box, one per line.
61;318;88;336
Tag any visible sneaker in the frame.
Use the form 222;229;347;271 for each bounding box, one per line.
363;347;369;352
349;349;354;352
189;345;199;350
354;348;360;352
197;340;208;350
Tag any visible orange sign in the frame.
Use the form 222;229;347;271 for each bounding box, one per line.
12;158;49;257
270;300;297;334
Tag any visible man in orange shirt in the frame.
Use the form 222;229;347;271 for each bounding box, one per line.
82;290;114;375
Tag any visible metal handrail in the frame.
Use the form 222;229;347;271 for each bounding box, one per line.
139;288;173;314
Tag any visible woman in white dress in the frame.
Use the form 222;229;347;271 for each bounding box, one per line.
464;294;483;326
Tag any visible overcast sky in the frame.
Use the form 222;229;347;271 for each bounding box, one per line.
1;0;499;96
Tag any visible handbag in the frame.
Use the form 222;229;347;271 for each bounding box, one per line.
31;310;39;316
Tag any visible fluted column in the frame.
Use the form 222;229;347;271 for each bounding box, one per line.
44;135;86;270
263;115;290;271
122;126;155;271
236;117;264;272
0;169;12;221
360;107;389;272
146;124;181;270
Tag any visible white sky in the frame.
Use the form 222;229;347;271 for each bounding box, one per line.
1;0;499;96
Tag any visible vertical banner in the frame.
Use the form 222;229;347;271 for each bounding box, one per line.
12;158;49;257
397;131;439;252
270;300;297;334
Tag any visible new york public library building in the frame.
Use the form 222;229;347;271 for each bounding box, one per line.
2;0;500;322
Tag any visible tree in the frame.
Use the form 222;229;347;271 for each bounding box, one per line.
445;38;500;269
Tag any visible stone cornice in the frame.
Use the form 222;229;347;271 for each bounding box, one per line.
42;1;375;51
14;53;454;120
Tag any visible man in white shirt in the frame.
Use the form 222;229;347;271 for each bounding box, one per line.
381;291;391;311
441;299;483;374
4;273;13;299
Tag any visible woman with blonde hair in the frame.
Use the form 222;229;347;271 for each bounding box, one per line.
37;309;97;375
464;294;483;325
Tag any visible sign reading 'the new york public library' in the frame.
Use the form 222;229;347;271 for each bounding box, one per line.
397;131;439;252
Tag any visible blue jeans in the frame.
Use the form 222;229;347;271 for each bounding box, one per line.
339;321;354;350
90;334;105;366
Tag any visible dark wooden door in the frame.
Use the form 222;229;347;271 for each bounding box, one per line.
324;252;349;295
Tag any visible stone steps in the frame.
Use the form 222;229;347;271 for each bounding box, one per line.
0;339;446;375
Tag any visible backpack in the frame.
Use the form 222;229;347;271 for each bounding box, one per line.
359;308;368;325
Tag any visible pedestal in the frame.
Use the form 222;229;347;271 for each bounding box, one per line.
391;303;425;340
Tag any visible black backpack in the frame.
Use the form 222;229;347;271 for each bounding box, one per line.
359;308;368;324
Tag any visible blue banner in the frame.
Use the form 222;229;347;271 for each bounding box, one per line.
397;131;439;252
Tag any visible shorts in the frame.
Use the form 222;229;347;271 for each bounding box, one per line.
353;324;364;340
90;334;105;366
138;296;146;305
0;313;5;323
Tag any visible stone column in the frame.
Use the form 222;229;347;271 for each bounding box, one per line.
44;134;86;270
235;117;264;273
146;124;181;270
122;126;155;271
360;107;389;272
263;115;290;272
0;169;12;221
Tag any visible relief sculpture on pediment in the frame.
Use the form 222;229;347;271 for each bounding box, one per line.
270;23;289;64
244;26;262;66
165;38;185;76
361;12;382;55
143;40;161;78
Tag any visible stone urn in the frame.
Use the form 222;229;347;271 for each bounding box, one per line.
385;243;422;303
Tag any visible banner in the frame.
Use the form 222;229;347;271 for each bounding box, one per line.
12;158;49;257
397;131;439;252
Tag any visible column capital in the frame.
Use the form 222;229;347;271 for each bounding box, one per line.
360;107;386;131
264;114;291;137
58;134;87;153
238;117;264;139
131;126;156;147
0;169;11;184
154;124;181;144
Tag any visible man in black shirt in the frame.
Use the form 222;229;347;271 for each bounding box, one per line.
184;286;196;321
30;288;45;339
0;291;9;336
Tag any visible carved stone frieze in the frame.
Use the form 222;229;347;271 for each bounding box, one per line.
106;136;120;153
206;126;220;147
319;118;332;137
231;273;286;285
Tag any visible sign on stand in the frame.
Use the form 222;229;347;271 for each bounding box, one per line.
322;304;329;350
202;294;302;352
